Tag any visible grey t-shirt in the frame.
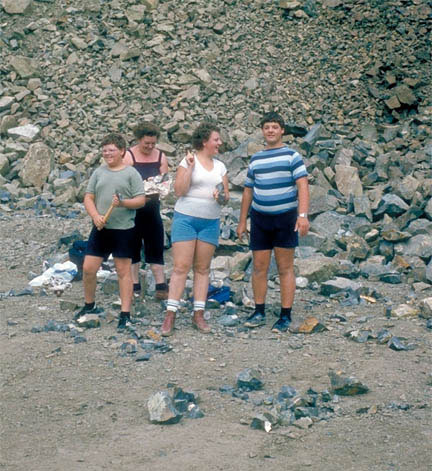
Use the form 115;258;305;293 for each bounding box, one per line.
86;165;144;229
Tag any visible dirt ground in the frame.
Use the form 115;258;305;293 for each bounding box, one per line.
1;211;432;471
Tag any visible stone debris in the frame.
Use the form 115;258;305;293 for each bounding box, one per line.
328;370;369;396
388;337;413;352
419;297;432;319
236;368;264;391
147;387;202;425
147;391;183;425
2;0;32;14
250;412;278;432
289;316;328;334
1;0;432;446
376;329;393;345
76;314;101;329
344;329;372;344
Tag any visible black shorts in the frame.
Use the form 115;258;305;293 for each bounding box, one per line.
86;226;136;259
250;208;298;251
132;199;165;265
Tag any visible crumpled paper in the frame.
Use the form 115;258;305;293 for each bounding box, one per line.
144;173;172;199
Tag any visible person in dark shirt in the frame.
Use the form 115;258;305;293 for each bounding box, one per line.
124;122;169;300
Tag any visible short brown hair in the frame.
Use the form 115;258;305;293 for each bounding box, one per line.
133;122;160;139
191;122;220;150
101;133;126;150
260;111;285;129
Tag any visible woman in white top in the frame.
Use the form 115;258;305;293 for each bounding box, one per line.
161;122;229;336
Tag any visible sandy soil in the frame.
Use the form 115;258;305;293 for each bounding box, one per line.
1;211;431;471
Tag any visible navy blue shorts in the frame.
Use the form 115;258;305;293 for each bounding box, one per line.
250;208;298;251
171;211;220;247
132;199;165;265
86;226;136;259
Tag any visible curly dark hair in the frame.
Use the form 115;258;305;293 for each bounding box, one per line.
191;122;220;150
260;111;285;130
132;121;161;140
101;133;126;151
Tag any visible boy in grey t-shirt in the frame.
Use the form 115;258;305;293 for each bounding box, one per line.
75;133;146;330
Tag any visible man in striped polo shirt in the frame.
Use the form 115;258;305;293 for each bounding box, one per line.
236;111;310;333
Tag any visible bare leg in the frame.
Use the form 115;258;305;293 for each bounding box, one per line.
82;255;103;303
131;262;140;284
114;257;133;312
168;240;196;300
150;263;165;285
274;247;295;308
161;240;196;336
251;250;272;304
191;240;215;333
192;240;216;302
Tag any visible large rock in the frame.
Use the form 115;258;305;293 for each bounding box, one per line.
353;196;372;221
7;124;40;141
401;234;432;260
311;211;368;239
329;370;369;396
309;186;339;215
9;56;39;78
2;0;31;14
236;368;263;391
0;115;18;135
335;165;363;197
419;298;432;319
0;97;14;112
19;142;54;190
320;277;362;296
374;194;409;218
142;0;159;9
394;175;420;203
289;316;327;334
0;154;10;176
391;304;419;318
147;391;182;424
295;255;338;282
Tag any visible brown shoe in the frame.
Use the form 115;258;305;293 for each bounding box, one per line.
155;289;168;301
192;310;211;334
161;310;176;336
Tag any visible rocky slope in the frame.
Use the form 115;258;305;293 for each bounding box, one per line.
0;0;432;287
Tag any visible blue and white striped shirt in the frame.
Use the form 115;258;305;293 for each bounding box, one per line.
244;146;308;215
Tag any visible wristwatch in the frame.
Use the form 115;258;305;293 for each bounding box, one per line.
298;213;308;218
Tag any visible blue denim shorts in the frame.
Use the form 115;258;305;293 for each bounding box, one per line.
171;211;220;246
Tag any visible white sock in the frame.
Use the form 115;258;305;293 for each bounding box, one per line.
167;299;180;312
193;301;206;312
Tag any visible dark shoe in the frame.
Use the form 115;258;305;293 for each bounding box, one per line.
271;317;291;333
161;310;176;336
244;311;266;328
155;289;168;301
117;313;131;331
192;310;211;334
74;304;104;320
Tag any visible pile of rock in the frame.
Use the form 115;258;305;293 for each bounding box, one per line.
1;0;432;318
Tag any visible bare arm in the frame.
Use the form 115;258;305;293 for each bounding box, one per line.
118;194;146;209
294;176;310;236
236;186;253;239
174;152;195;197
160;152;169;174
222;173;230;201
84;193;105;230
